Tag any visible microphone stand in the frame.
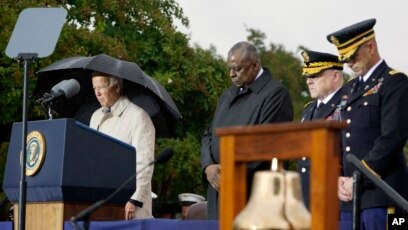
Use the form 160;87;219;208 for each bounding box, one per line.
5;7;67;230
17;53;37;230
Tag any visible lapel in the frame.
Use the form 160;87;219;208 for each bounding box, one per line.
315;90;343;119
301;101;317;122
227;68;272;106
345;61;387;107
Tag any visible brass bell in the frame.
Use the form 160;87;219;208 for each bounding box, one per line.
284;171;311;229
233;163;311;230
233;171;290;230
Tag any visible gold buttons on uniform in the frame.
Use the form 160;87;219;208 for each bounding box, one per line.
347;119;351;124
346;146;351;152
364;101;368;106
346;133;351;138
347;106;352;111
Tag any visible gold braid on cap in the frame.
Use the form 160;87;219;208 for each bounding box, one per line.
303;62;343;76
337;29;374;49
330;36;340;46
336;29;375;61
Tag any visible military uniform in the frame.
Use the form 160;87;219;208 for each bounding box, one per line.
297;50;344;209
328;18;408;229
299;89;344;209
178;193;206;220
178;193;205;205
338;62;408;211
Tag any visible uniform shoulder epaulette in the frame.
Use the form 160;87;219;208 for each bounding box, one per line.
389;69;402;75
347;76;358;82
303;101;314;108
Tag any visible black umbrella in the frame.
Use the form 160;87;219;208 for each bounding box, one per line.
35;54;182;138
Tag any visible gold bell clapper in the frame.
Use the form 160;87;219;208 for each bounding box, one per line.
233;158;311;230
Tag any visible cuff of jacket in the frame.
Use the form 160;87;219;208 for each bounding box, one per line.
129;199;143;208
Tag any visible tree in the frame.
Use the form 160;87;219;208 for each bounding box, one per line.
0;0;229;211
0;1;331;218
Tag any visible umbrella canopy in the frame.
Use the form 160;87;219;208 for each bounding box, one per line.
35;54;182;138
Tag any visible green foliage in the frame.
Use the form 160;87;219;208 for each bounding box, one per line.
156;47;228;139
0;142;9;188
0;0;229;206
0;0;323;210
154;134;205;201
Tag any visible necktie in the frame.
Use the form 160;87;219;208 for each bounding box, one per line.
354;77;364;94
102;107;111;114
312;102;324;119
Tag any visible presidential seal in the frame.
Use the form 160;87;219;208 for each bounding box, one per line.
26;131;46;176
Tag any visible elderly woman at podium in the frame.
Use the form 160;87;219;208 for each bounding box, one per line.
89;71;156;220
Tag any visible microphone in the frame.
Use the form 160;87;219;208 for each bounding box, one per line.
36;79;80;106
155;148;174;164
70;148;174;230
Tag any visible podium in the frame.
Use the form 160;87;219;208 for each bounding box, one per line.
216;120;346;230
2;118;136;230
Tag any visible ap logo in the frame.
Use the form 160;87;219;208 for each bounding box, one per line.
388;214;408;230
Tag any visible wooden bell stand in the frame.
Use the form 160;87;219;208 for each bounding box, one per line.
217;120;346;230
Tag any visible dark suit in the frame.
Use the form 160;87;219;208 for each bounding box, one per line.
339;61;408;212
201;68;294;219
298;88;344;209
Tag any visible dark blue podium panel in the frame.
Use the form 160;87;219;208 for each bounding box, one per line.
64;219;219;230
3;118;136;204
0;222;12;230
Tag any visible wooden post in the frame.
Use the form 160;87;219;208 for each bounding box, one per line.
12;202;124;230
217;120;346;230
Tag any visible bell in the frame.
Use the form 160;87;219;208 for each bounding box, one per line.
233;171;290;230
283;171;311;229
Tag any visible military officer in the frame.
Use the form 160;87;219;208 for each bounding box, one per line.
178;193;206;219
328;18;408;230
298;50;344;210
